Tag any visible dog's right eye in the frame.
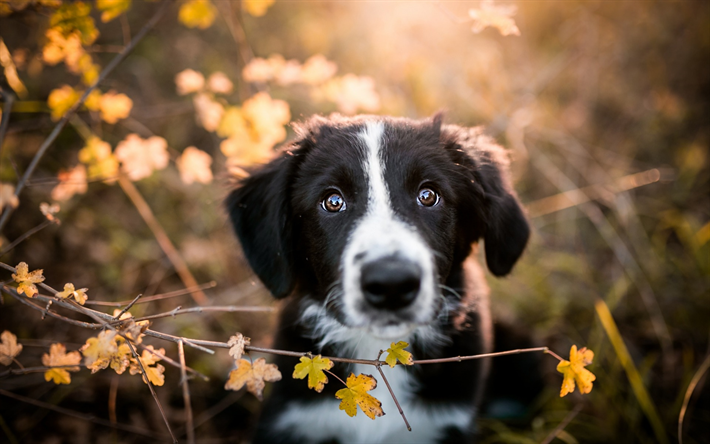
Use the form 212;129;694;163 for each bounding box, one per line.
322;193;346;212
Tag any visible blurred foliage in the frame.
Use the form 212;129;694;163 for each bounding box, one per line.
0;1;709;443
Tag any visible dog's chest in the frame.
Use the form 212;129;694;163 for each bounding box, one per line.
273;335;474;443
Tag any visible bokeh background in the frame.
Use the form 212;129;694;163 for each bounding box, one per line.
0;1;708;443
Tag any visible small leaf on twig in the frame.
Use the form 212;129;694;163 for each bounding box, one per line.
129;345;166;386
12;262;45;297
81;330;131;374
227;333;250;362
42;343;81;384
293;355;333;392
335;373;384;420
56;283;89;305
384;341;413;368
225;358;281;400
557;345;596;397
0;330;23;366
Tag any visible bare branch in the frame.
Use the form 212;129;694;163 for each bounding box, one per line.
178;340;196;444
375;364;411;431
85;281;217;307
0;219;58;257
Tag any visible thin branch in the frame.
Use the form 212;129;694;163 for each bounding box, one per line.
0;364;88;378
376;364;411;431
178;340;195;444
85;281;217;307
540;403;584;444
118;176;208;305
114;293;143;319
126;304;274;323
0;0;172;234
0;388;166;440
678;353;710;444
139;343;209;382
0;219;57;256
0;90;15;163
411;347;549;365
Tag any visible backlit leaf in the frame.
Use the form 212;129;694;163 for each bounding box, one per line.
42;343;81;385
468;0;520;36
243;0;274;17
12;262;45;297
178;0;217;29
56;283;89;305
49;1;98;45
0;330;23;366
97;0;131;22
225;358;282;400
557;345;596;397
335;373;384;419
115;134;169;181
292;355;334;393
227;333;251;362
99;90;132;124
384;341;413;368
51;164;88;202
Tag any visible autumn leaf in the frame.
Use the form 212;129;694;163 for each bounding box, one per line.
193;93;224;132
99;90;133;124
207;71;233;94
81;330;131;374
0;330;23;366
47;84;80;120
115;134;169;181
468;0;520;37
292;355;334;393
175;69;205;95
320;74;380;115
97;0;132;23
51;164;88;202
227;333;251;362
12;262;45;297
0;182;19;210
300;54;338;85
243;0;274;17
78;137;119;182
129;345;166;386
42;343;81;385
557;345;596;397
335;373;384;420
225;358;282;400
49;2;99;45
178;0;217;29
40;202;60;222
56;283;89;305
242;92;290;146
384;341;413;368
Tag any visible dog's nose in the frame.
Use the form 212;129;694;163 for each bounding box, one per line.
361;258;421;310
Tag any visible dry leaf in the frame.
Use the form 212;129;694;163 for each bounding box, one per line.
335;373;384;420
40;202;60;221
47;84;80;121
176;147;213;185
193;93;224;132
557;345;596;397
56;283;89;305
12;262;45;297
207;71;233;94
178;0;217;29
129;345;166;386
99;90;132;124
300;54;338;85
384;341;413;368
42;343;81;385
0;330;23;366
51;164;88;201
0;183;19;210
78;137;119;182
49;1;99;45
292;355;334;393
321;74;380;115
115;134;169;181
175;69;205;95
81;330;131;374
225;358;282;400
227;333;251;362
97;0;131;22
468;0;520;36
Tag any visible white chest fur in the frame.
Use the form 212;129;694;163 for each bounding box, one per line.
273;335;474;443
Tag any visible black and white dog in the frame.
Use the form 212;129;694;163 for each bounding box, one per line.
227;114;530;444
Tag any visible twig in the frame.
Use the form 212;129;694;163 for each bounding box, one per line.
0;388;166;439
678;353;710;444
125;340;177;443
114;293;143;319
126;304;274;323
0;364;88;378
411;347;549;364
375;360;411;431
0;90;15;164
118;176;208;305
139;343;209;381
178;340;195;444
0;0;172;234
85;281;217;307
540;403;584;444
323;369;348;387
0;219;57;256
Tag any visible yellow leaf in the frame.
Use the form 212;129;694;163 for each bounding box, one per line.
300;54;337;85
207;71;233;94
321;74;380;115
12;262;45;297
0;183;19;210
384;341;413;368
0;330;23;366
56;283;89;305
468;0;520;36
51;164;88;201
129;345;166;386
225;358;282;400
292;355;334;393
115;134;169;181
99;90;132;124
556;345;596;397
97;0;131;22
243;0;274;17
242;91;290;147
78;137;118;183
335;373;384;420
84;89;102;111
217;106;248;139
42;343;81;385
178;0;217;29
49;2;99;45
193;93;224;132
80;330;132;374
175;68;205;95
227;333;251;362
47;84;80;120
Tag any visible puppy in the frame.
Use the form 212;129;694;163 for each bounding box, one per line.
227;114;530;444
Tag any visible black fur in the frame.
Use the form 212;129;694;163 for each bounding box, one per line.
226;114;530;443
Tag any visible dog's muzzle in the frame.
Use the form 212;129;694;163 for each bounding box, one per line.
360;256;421;311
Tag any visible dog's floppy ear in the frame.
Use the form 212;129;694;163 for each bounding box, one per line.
444;125;530;276
226;155;297;298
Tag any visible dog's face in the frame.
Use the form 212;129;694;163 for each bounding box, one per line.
228;115;529;340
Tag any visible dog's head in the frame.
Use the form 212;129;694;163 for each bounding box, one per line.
227;114;529;339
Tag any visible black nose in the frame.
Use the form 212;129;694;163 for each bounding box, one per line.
361;258;421;310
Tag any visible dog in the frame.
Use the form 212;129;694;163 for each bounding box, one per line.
227;114;530;444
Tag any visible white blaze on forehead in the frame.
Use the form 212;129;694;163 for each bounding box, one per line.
338;121;438;333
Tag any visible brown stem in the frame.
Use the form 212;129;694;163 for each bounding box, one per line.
411;347;549;364
323;369;348;387
0;0;172;233
0;219;57;256
118;176;207;305
85;281;217;307
178;340;196;444
376;364;411;431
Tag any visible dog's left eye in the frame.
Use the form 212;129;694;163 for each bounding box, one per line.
417;188;439;207
322;193;346;212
